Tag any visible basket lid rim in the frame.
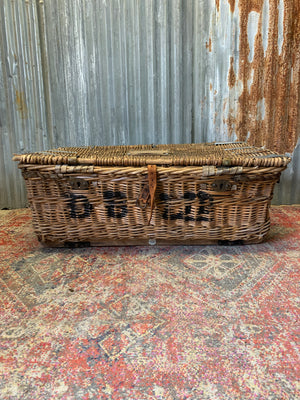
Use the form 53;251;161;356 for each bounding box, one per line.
13;142;291;168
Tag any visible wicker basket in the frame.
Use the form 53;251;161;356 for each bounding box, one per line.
13;142;290;246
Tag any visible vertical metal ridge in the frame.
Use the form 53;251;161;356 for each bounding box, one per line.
156;0;170;144
147;0;156;144
96;1;111;145
169;0;182;143
36;0;54;149
182;0;193;144
0;0;48;208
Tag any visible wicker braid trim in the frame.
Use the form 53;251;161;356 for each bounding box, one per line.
13;142;291;168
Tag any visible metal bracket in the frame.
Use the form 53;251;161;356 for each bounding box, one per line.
69;178;89;190
211;180;232;191
136;185;150;209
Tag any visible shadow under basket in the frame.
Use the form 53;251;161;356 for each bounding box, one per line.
13;142;290;247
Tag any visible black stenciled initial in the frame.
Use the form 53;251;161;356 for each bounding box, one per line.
103;190;128;219
160;191;214;221
184;192;196;221
196;191;213;222
68;193;93;219
160;192;197;221
159;193;183;220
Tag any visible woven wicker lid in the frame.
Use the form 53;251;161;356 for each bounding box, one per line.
13;142;291;167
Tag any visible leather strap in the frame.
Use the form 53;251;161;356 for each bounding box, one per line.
136;165;157;225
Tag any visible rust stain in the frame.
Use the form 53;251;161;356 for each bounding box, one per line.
249;0;261;13
227;112;236;138
215;0;220;12
228;56;236;88
210;82;213;91
15;90;28;119
232;0;300;154
206;37;212;52
228;0;236;13
227;57;237;137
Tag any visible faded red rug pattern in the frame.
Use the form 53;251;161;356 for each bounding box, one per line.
0;206;299;399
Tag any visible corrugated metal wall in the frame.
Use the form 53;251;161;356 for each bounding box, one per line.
0;0;299;208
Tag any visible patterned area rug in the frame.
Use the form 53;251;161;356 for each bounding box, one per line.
0;206;299;400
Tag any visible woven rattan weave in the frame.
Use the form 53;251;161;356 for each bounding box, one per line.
13;142;290;246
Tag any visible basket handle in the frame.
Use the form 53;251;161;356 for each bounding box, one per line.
127;150;171;157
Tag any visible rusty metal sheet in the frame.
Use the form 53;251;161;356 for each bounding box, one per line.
235;0;300;154
0;0;299;208
0;0;50;208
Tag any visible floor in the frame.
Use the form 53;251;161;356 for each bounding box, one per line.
0;206;299;399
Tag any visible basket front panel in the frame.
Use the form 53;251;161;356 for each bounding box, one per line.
21;166;280;245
